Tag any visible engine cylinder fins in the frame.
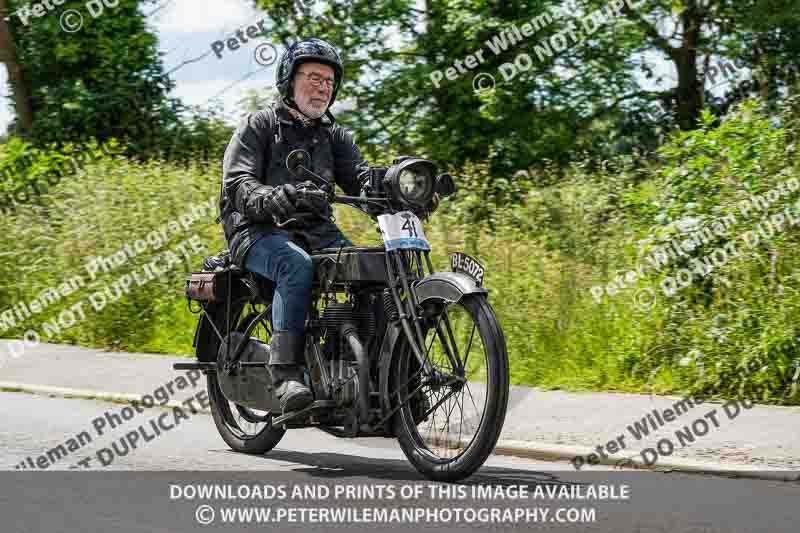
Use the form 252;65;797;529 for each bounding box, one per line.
319;302;375;339
320;302;357;329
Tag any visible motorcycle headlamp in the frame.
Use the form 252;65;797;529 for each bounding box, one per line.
384;157;437;208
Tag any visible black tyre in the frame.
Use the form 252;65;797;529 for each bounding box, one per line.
392;293;509;482
206;299;286;454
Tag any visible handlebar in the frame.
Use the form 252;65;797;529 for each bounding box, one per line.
297;188;389;209
296;189;329;202
291;163;391;210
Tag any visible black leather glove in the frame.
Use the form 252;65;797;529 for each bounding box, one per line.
294;181;331;219
247;184;297;222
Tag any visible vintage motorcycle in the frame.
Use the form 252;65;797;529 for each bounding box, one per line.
176;151;509;482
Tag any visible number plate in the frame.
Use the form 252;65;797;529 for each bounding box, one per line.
450;252;485;286
378;211;431;251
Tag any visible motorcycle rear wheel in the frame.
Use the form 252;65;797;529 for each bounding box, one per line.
207;300;286;454
393;293;509;482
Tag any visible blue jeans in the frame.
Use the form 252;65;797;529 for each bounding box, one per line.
243;228;353;335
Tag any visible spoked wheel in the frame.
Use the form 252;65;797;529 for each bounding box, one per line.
393;293;509;482
207;299;286;454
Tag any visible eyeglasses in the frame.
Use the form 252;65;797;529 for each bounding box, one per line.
296;71;336;89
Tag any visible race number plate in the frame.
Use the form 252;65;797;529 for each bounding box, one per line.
450;252;485;286
378;211;431;251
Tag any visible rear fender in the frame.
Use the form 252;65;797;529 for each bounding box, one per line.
193;304;225;362
193;299;252;362
191;272;253;362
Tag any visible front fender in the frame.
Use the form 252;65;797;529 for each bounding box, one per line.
412;271;488;305
378;271;487;422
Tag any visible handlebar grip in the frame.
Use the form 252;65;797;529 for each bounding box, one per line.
298;189;329;201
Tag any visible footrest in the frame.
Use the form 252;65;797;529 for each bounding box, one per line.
173;362;218;371
272;400;336;426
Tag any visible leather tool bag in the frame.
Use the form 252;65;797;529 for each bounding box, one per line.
185;271;231;302
185;250;233;302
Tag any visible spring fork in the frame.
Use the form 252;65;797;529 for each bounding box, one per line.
385;251;433;375
421;252;462;372
399;251;430;351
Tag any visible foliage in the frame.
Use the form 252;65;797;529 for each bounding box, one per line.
250;0;800;180
0;145;221;351
154;106;234;165
4;2;800;404
1;99;799;404
6;0;177;150
3;0;231;163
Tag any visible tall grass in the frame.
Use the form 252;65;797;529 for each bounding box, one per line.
2;98;800;404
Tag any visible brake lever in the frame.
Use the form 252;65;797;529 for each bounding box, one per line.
297;164;333;192
273;212;318;228
273;216;300;228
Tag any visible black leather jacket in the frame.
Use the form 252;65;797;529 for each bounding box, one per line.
219;100;370;267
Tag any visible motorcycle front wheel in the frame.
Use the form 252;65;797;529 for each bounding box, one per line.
392;293;509;482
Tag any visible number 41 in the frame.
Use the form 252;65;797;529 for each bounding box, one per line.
402;219;418;237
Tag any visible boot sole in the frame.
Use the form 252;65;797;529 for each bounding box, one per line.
281;389;314;413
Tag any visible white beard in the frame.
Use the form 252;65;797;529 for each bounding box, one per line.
297;100;327;119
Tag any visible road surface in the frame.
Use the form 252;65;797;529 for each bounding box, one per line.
1;391;799;532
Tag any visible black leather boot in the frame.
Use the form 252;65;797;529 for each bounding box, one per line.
269;330;313;413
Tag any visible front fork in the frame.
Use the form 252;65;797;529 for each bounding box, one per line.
384;250;462;380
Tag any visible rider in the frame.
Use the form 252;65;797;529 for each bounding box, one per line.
219;38;372;415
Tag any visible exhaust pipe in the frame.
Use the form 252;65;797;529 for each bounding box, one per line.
340;322;371;429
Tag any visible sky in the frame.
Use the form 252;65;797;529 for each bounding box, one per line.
0;0;282;133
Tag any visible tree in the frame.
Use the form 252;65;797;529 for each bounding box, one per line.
5;0;178;151
251;0;800;173
236;86;280;114
0;0;32;133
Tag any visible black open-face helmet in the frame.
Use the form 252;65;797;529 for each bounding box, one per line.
276;38;344;115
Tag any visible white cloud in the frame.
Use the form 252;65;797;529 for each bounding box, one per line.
151;0;262;34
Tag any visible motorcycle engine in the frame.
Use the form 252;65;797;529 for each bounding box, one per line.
316;293;380;409
318;301;376;344
333;360;360;408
